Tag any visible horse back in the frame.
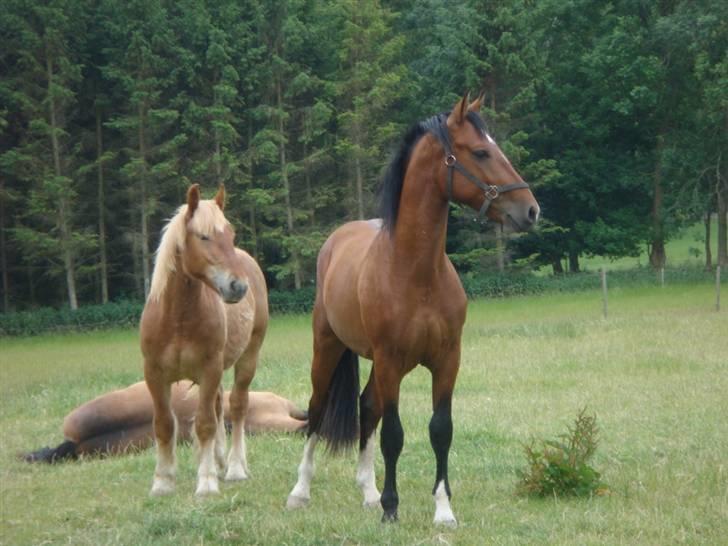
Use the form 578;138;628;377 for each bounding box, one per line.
62;380;198;446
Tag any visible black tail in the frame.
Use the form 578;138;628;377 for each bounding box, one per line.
22;440;78;463
317;348;360;454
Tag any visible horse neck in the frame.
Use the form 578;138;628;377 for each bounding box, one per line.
389;142;450;281
158;253;208;319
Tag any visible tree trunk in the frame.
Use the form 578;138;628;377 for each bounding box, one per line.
214;135;222;187
0;178;9;311
718;182;727;267
302;112;315;226
354;153;365;220
47;54;78;310
245;122;259;260
276;78;301;289
552;259;564;275
568;249;580;273
495;224;505;272
704;211;713;271
649;134;667;269
96;107;109;303
138;103;151;297
248;206;258;260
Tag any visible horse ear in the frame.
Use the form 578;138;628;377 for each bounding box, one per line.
214;184;226;211
468;91;485;112
186;184;200;219
447;91;470;129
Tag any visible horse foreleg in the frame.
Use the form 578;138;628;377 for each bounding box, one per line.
376;361;403;523
226;357;255;481
357;369;381;508
146;374;176;496
195;369;223;496
429;356;459;527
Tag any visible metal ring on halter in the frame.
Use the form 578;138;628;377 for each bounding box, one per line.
485;185;499;200
445;154;456;167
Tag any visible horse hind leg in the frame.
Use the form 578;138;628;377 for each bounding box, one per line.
145;373;177;496
357;368;382;508
287;318;349;509
214;383;226;474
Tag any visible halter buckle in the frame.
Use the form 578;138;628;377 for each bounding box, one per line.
445;154;456;167
485;185;499;200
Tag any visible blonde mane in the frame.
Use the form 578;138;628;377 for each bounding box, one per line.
148;199;230;302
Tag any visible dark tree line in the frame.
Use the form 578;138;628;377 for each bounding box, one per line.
1;0;726;311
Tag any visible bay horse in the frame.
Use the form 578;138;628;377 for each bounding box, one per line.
141;184;268;496
286;94;539;525
22;380;306;463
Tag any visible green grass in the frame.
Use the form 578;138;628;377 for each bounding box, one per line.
1;284;727;545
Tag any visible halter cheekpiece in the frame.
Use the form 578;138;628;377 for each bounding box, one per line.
422;114;529;221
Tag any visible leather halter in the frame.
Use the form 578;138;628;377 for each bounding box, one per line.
422;114;530;220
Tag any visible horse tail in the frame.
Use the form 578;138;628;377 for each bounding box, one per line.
316;348;360;454
22;440;78;464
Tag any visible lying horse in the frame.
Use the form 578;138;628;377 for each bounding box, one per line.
24;380;307;463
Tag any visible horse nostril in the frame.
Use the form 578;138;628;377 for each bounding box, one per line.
230;279;247;298
527;205;539;224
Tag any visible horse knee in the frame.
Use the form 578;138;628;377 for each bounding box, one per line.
154;412;176;444
229;389;249;420
195;412;218;442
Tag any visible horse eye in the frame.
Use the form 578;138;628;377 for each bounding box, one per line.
199;234;210;241
473;149;489;160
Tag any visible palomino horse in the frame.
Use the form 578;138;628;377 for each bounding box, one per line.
287;94;539;525
23;381;306;463
141;184;268;496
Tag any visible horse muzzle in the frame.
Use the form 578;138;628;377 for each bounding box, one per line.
222;278;248;303
210;268;248;303
506;201;540;232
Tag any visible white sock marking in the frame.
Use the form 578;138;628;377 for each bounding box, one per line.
356;434;380;507
433;480;457;527
287;434;318;507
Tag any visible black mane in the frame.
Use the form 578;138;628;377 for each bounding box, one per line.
378;110;488;232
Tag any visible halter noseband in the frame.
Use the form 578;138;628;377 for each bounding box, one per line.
422;115;530;220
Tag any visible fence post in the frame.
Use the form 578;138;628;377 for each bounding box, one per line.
601;268;608;319
717;266;721;312
660;267;665;287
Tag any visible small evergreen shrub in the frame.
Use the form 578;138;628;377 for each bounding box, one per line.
517;408;609;498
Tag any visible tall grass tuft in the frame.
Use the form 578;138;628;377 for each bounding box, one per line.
517;407;609;498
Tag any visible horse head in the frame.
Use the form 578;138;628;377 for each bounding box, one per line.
438;92;540;231
183;184;248;303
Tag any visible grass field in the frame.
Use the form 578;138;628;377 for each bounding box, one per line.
1;284;726;545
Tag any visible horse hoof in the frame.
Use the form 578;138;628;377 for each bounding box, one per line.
286;494;309;510
363;498;381;509
224;465;249;482
381;511;398;523
195;477;220;496
150;478;175;497
433;514;458;528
